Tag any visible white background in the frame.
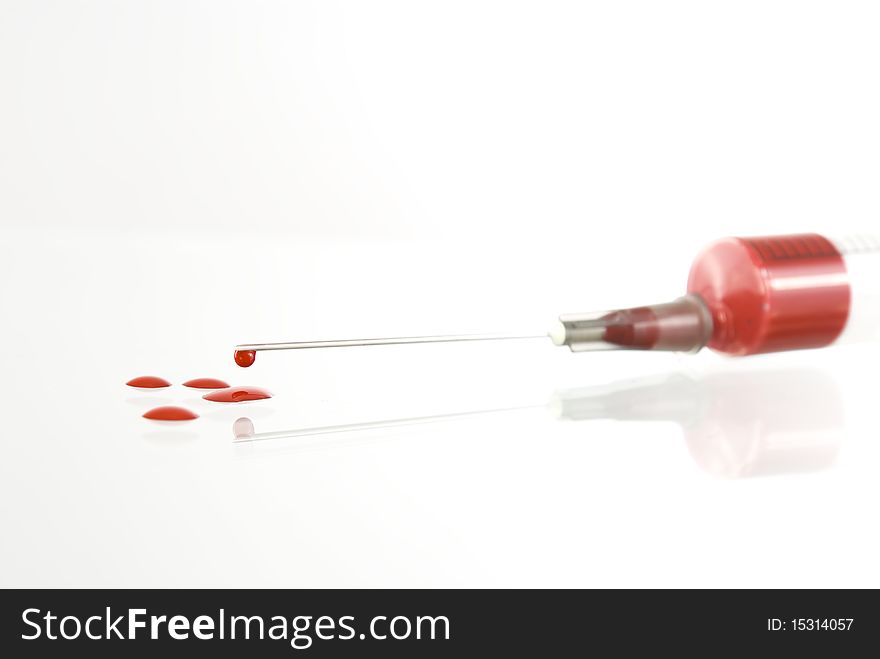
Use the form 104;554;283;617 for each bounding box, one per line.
1;0;879;587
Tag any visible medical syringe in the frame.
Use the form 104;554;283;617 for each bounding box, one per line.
234;233;880;367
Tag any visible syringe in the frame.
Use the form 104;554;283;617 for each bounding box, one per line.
234;233;880;366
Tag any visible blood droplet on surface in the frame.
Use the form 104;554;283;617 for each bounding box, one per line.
203;386;272;403
234;350;256;367
183;377;230;389
143;406;199;421
127;376;172;389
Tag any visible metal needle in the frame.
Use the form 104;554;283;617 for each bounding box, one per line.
235;332;550;352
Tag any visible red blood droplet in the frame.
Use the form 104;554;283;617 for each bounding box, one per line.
127;376;172;389
182;377;230;389
234;350;256;368
143;406;199;421
203;386;272;403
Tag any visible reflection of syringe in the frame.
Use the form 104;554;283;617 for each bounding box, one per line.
551;369;843;478
234;368;843;478
234;233;880;367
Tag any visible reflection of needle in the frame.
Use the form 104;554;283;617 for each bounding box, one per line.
233;405;540;442
233;367;845;479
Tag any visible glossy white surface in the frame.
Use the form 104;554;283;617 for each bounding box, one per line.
2;1;880;588
2;229;879;588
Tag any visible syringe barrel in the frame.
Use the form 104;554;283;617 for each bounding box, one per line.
828;235;880;345
687;233;880;355
556;233;880;356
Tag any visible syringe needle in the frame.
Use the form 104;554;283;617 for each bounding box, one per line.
237;332;549;351
234;332;551;366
